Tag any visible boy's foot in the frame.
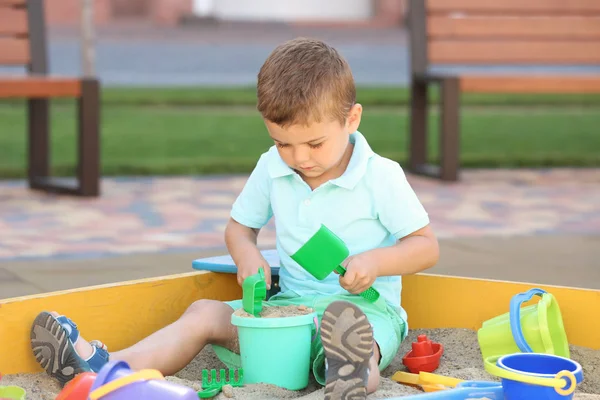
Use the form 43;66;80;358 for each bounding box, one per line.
30;311;109;386
321;301;373;400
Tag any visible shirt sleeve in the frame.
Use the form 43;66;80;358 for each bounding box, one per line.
230;152;273;229
372;158;430;239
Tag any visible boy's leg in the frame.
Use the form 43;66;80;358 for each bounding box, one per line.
315;297;405;399
111;300;238;373
31;300;237;384
320;301;375;400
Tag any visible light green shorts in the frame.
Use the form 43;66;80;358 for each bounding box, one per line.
212;291;407;385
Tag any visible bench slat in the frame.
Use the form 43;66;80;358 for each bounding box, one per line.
430;40;600;64
428;16;600;40
0;76;82;97
427;0;600;14
460;76;600;93
0;7;27;35
0;0;26;7
0;37;29;64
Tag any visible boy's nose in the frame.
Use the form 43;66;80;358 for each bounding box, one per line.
293;148;310;164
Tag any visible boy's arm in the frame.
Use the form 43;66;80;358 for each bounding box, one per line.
340;159;437;294
363;224;439;276
225;151;274;288
225;218;273;289
339;225;438;294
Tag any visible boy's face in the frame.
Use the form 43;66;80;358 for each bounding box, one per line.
265;104;363;184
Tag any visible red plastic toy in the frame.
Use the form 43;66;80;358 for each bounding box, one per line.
402;334;444;373
55;372;97;400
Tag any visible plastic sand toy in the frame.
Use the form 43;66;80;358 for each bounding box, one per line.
391;370;463;392
242;267;267;317
291;224;380;302
402;335;444;373
478;287;569;361
198;369;244;398
485;353;583;400
0;385;26;400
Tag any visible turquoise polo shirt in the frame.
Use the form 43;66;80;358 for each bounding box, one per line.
230;131;430;319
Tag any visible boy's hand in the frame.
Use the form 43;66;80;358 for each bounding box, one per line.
236;254;272;290
338;253;378;294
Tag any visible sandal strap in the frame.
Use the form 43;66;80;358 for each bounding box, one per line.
87;340;110;373
49;315;109;373
56;315;80;345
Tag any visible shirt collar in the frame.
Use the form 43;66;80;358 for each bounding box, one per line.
267;131;375;189
330;131;374;189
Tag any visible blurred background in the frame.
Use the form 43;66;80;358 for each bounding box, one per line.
1;0;598;178
0;0;598;298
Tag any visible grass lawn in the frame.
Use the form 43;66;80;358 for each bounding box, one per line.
10;86;600;107
0;101;598;178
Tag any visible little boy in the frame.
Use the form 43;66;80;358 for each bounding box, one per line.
30;38;439;399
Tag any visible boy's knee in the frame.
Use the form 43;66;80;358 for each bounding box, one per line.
184;299;230;319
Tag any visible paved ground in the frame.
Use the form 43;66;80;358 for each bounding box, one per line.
0;168;598;298
1;235;598;299
1;169;598;261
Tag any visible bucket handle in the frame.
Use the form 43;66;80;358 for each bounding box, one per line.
88;369;165;400
509;288;547;353
312;316;319;342
484;356;577;396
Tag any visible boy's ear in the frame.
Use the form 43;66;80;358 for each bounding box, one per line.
346;103;363;132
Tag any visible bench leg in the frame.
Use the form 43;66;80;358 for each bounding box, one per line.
27;99;50;189
77;78;101;197
439;77;460;181
408;77;461;181
409;79;428;171
27;79;101;197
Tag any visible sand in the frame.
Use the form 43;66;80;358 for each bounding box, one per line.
3;328;599;399
234;305;315;318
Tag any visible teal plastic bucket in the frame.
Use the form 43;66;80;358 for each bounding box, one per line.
231;311;318;390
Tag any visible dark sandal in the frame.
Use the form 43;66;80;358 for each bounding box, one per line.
321;301;373;400
30;311;109;386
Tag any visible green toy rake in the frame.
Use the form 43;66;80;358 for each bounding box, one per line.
198;369;244;398
291;224;380;302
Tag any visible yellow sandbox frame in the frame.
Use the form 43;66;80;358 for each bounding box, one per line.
1;272;598;374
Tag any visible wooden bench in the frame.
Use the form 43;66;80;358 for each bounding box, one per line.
408;0;600;181
0;0;100;196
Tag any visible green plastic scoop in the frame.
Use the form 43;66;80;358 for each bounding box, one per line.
291;224;380;302
242;267;267;317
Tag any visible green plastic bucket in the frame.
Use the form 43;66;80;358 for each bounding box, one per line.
231;311;318;390
477;288;569;361
0;385;26;400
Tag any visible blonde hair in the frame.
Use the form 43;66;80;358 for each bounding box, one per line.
257;37;356;127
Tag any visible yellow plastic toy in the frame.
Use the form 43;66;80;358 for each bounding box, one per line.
391;371;464;393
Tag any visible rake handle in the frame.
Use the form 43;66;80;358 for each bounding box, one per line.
334;266;380;302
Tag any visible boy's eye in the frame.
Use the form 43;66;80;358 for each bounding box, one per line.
309;142;324;149
276;142;288;148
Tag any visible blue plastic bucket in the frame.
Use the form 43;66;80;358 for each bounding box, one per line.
231;311;318;390
485;353;583;400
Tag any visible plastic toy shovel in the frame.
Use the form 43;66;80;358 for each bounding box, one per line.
291;224;380;302
390;381;504;399
242;267;267;317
